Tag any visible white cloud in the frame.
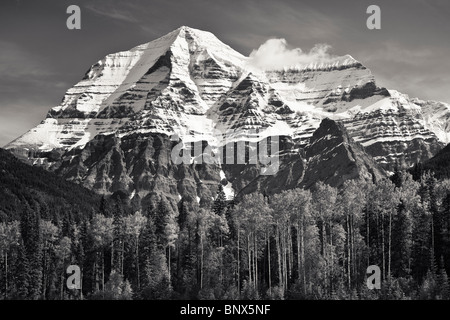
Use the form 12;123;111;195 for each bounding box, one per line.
85;3;138;23
247;38;336;70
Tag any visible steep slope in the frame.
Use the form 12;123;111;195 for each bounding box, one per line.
300;118;385;188
266;55;386;112
267;65;447;171
343;91;445;171
0;148;101;222
51;131;224;209
7;26;246;155
226;118;386;197
34;117;385;209
5;26;449;182
412;143;450;180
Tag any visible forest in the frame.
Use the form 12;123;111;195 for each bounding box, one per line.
2;159;450;300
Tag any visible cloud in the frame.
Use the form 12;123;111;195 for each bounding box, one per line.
84;3;138;23
248;38;336;70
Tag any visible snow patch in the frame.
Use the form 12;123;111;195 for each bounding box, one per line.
220;169;235;200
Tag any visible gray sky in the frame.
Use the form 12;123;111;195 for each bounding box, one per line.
1;0;449;147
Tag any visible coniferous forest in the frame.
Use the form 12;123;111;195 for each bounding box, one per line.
2;148;450;300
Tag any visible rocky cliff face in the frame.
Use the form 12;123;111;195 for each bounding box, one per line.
34;117;385;209
52;131;223;209
225;117;387;198
5;26;450;200
301;118;385;188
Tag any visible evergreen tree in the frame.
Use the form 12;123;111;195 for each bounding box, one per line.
392;200;410;277
155;199;170;249
99;195;110;217
178;198;189;231
391;163;403;188
20;203;43;299
438;256;450;299
139;214;157;290
15;238;30;299
442;192;450;271
213;184;227;216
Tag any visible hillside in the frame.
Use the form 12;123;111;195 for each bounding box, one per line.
412;143;450;180
0;148;101;222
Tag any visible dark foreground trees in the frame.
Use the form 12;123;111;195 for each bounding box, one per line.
1;173;450;300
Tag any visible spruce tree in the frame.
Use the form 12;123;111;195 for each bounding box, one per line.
20;203;43;299
391;162;403;188
99;195;110;217
139;214;157;290
213;184;227;216
155;199;170;249
392;200;411;277
15;238;30;299
178;198;189;231
442;192;450;272
438;256;450;299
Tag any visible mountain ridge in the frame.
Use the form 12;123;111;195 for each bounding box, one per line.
5;26;450;194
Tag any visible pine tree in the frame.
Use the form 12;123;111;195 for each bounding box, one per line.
139;212;172;299
139;214;157;291
40;220;58;299
155;199;170;249
178;198;189;231
61;209;74;238
213;184;227;216
438;256;450;299
20;203;43;299
391;162;403;188
442;192;450;271
99;195;108;216
412;173;435;280
392;200;410;277
15;238;30;299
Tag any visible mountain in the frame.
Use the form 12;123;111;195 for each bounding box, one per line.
411;142;450;180
301;118;385;188
51;131;224;210
230;117;386;196
28;116;385;209
0;148;101;222
5;26;450;201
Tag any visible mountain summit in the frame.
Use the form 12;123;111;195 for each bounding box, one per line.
5;26;450;191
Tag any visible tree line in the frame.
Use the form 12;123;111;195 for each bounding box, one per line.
1;169;450;300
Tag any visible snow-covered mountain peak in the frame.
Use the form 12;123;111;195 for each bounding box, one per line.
5;27;450;171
